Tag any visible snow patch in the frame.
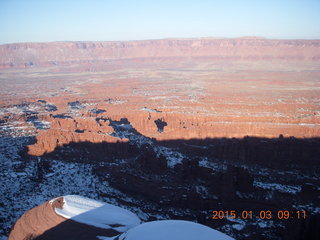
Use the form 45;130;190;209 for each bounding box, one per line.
141;107;161;113
117;220;235;240
97;236;116;240
292;204;320;214
54;195;141;232
232;224;245;231
257;219;274;229
254;181;301;194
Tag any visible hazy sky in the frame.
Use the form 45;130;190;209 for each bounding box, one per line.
0;0;319;44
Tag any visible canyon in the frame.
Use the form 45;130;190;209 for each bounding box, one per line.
0;38;320;240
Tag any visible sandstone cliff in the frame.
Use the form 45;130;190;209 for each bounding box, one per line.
0;38;319;69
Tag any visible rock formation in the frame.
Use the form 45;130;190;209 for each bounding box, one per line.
9;196;234;240
0;38;319;69
9;195;141;240
1;38;320;240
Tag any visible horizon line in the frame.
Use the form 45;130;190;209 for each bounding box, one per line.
1;36;320;46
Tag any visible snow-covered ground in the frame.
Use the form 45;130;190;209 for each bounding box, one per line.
109;120;185;168
112;220;235;240
53;195;140;232
1;108;319;240
254;181;301;194
0;135;148;238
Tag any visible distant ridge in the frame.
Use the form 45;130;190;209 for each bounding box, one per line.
0;38;319;69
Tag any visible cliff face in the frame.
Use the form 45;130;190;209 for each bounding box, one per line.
0;38;319;69
24;110;320;157
27;116;125;156
0;38;319;156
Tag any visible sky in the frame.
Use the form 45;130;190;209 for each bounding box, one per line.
0;0;319;44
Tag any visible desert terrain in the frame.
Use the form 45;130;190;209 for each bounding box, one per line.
0;38;320;239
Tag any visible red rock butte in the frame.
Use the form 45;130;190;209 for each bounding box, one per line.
0;38;319;156
8;195;141;240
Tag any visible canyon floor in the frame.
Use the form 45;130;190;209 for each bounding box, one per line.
0;39;320;240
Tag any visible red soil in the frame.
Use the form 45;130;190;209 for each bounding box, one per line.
0;38;319;156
